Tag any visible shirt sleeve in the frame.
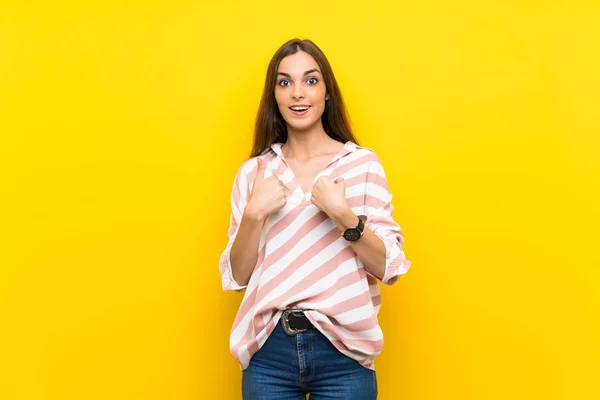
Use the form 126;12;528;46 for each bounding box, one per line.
363;155;411;285
219;160;252;292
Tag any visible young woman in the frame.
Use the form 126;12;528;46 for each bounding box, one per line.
219;38;411;400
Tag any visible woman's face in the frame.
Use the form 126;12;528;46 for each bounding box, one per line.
274;51;329;133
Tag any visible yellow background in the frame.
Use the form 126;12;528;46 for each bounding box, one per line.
1;1;599;399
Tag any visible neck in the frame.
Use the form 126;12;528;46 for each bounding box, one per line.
283;122;339;160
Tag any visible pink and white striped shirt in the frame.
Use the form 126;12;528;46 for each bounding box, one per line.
219;140;411;371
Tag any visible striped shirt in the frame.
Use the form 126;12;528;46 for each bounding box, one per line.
219;140;411;371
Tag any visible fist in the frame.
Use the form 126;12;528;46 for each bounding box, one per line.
246;158;286;220
310;176;350;219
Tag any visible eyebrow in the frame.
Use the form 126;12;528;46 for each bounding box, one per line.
276;68;321;78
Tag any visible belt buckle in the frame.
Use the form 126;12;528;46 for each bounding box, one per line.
281;309;309;336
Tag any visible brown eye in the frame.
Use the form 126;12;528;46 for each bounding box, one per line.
278;80;291;87
307;77;318;85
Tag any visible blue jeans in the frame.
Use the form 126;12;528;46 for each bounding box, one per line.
242;319;378;399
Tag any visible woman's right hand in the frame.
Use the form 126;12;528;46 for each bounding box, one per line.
245;158;286;221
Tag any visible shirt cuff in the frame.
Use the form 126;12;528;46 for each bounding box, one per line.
219;251;248;292
371;228;411;285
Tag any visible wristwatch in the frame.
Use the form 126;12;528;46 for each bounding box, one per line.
341;215;367;242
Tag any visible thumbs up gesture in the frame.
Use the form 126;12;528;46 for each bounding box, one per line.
245;158;287;221
310;176;350;220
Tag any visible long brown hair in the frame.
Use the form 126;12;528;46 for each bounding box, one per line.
250;38;360;157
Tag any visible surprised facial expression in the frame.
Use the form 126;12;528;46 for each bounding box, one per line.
274;51;329;133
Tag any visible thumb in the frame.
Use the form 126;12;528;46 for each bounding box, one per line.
334;177;345;185
254;158;265;182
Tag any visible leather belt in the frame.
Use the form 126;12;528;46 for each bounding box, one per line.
281;309;314;336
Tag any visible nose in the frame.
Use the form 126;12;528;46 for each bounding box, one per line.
291;84;305;100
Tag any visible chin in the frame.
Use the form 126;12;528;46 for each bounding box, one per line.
285;116;322;131
288;122;318;132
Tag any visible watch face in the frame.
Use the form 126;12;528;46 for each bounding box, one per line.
343;228;361;241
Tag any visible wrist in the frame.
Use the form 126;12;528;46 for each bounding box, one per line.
244;204;266;223
332;208;358;232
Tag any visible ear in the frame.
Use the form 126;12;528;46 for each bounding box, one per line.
325;92;330;101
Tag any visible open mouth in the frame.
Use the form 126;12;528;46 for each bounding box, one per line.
289;106;311;116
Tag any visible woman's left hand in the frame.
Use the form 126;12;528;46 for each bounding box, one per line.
310;176;351;220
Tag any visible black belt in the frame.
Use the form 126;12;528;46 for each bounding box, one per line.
281;309;314;335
